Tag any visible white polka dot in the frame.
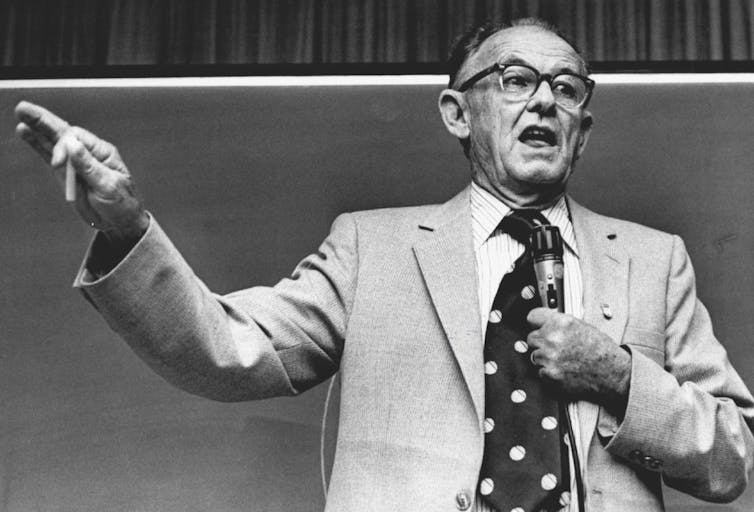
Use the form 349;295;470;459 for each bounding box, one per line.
484;361;498;375
509;445;526;461
521;285;536;300
563;433;571;447
559;491;571;506
511;508;525;512
513;340;528;353
511;389;527;403
489;309;503;323
541;416;558;430
480;478;494;495
541;473;558;491
483;418;495;433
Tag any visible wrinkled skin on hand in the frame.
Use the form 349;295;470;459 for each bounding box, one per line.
527;307;632;415
15;100;149;251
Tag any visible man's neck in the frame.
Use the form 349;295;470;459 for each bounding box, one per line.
471;178;565;210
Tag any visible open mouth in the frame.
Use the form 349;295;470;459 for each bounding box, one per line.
519;126;557;146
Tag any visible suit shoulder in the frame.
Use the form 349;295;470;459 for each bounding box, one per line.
577;206;680;263
609;215;675;243
349;203;440;221
329;204;443;248
346;203;441;229
570;199;682;262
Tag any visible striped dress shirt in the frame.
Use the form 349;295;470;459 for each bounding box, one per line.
469;182;591;512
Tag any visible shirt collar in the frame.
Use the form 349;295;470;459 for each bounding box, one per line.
470;181;579;257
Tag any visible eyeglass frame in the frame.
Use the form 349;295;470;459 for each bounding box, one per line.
455;62;596;108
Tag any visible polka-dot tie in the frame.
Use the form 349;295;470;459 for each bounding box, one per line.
479;210;570;512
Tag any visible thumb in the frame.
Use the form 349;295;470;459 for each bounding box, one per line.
527;306;557;327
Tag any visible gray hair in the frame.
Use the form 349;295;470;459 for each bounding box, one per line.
447;18;589;90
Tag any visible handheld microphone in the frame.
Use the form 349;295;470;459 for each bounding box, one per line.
530;224;587;512
530;225;565;313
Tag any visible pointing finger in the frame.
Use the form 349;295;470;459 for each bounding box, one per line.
16;122;53;162
14;101;71;144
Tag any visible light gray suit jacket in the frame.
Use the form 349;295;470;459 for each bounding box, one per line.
77;186;754;511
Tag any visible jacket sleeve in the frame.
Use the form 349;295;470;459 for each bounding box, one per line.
74;213;359;401
599;235;754;502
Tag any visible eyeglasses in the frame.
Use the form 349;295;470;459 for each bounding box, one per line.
456;63;595;108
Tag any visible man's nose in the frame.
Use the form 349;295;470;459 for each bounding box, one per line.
525;79;557;113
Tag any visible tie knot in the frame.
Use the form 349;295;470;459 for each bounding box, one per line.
498;209;550;245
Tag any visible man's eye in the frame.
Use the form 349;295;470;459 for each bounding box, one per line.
553;80;580;99
503;75;531;89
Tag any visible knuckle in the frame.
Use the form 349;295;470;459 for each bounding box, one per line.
546;366;562;381
94;138;115;155
99;182;117;197
539;366;557;381
60;125;75;140
99;174;124;195
110;173;128;189
112;173;134;193
103;153;119;167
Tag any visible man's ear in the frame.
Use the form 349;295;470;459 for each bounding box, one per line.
438;89;470;140
575;110;593;160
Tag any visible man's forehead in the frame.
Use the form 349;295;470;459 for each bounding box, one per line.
460;26;584;81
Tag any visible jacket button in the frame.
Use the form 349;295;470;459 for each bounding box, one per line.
629;449;643;462
456;491;471;510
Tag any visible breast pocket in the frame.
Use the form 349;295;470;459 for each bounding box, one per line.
622;326;666;367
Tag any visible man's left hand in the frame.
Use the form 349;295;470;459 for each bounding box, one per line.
526;307;631;414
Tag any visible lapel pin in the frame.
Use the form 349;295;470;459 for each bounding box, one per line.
601;303;613;319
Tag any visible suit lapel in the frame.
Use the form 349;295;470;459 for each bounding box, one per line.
569;198;629;351
569;198;630;452
413;186;485;422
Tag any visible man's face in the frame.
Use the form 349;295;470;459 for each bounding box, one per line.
456;26;593;206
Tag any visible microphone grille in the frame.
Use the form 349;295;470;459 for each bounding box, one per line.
530;225;564;257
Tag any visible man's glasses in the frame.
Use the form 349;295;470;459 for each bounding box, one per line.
456;63;595;109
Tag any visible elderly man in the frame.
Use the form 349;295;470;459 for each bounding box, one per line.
15;18;754;512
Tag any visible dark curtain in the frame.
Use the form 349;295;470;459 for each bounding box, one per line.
1;0;753;68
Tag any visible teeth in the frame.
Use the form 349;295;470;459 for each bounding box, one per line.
521;127;555;144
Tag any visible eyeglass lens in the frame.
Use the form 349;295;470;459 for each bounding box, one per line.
499;66;588;107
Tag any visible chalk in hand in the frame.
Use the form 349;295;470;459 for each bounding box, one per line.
65;157;76;202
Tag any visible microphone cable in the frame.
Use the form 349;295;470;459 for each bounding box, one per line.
320;372;339;499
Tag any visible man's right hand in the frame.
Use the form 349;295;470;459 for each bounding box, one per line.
15;101;149;250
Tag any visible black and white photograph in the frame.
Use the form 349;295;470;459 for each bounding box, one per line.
2;1;754;511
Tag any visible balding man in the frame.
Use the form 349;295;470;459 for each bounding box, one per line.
15;18;754;512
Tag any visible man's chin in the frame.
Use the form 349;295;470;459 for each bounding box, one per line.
515;164;570;186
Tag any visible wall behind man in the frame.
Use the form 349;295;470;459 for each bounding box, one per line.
0;81;752;511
